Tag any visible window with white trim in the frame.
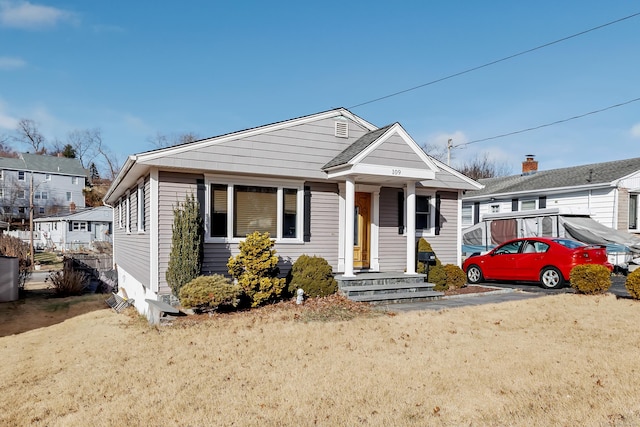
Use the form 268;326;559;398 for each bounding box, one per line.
118;199;123;229
630;194;638;230
72;221;87;231
137;183;145;232
491;204;500;213
125;193;131;233
66;192;72;202
18;171;25;181
521;200;536;211
0;189;3;198
72;176;79;185
45;174;51;181
18;190;26;199
0;170;3;180
207;180;302;241
416;195;432;230
39;207;45;214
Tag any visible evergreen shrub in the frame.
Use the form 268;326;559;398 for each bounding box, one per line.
417;237;441;274
625;269;640;299
228;231;286;307
570;264;611;294
443;264;467;290
166;193;203;297
179;275;242;312
428;264;448;291
287;255;337;298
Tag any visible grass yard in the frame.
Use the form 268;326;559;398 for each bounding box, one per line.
1;292;640;426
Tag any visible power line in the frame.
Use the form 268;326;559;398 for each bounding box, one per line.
458;96;640;147
348;11;640;109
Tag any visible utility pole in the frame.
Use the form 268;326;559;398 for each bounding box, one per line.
29;172;34;268
447;139;453;166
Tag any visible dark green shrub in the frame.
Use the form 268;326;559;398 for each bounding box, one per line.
417;238;441;274
625;269;640;299
228;231;286;307
166;193;203;297
287;255;337;298
179;275;242;312
444;264;466;290
0;234;32;290
428;264;448;291
46;267;88;297
570;264;611;294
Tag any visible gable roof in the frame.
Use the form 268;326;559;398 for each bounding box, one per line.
464;157;640;199
34;206;112;223
0;153;87;176
322;125;394;169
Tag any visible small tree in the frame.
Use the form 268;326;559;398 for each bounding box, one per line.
227;231;285;307
165;193;203;297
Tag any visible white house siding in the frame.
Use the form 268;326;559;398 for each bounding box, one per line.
113;177;151;291
618;188;629;230
139;118;370;180
361;134;426;169
429;191;459;265
378;187;406;271
157;171;200;295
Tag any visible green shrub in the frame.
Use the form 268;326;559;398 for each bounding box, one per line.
287;255;337;298
444;264;466;290
179;275;242;312
166;193;203;297
417;238;441;274
625;269;640;299
0;234;32;290
428;264;448;291
46;268;88;297
570;264;611;294
228;231;286;307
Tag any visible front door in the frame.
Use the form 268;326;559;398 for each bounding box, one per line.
353;192;371;269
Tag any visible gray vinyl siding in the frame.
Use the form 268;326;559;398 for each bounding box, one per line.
157;171;201;295
429;191;459;265
378;187;407;271
139;118;370;180
113;178;151;288
361;134;426;169
201;181;341;276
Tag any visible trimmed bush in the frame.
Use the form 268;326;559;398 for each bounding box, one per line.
228;231;286;307
625;269;640;299
166;193;203;297
179;275;242;312
428;264;448;291
570;264;611;294
287;255;337;298
444;264;467;290
46;268;88;297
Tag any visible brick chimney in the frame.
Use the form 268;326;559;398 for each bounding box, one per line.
522;154;538;174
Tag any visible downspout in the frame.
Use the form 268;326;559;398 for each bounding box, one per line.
613;186;619;230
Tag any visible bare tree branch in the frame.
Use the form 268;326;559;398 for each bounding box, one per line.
455;153;513;180
148;132;199;149
14;119;46;153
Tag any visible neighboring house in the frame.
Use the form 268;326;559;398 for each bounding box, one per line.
33;206;113;252
0;153;88;224
462;155;640;234
104;108;482;314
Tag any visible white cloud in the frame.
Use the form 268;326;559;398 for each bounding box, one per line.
0;1;75;29
0;56;25;69
0;100;18;130
631;123;640;139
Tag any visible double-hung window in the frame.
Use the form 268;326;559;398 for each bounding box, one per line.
137;183;145;232
207;178;302;241
416;195;431;230
18;171;25;181
630;194;638;230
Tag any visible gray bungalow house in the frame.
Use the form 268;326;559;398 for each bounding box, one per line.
33;206;112;252
104;108;481;314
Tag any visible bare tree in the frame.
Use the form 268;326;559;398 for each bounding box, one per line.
66;128;102;168
94;132;120;180
455;153;512;180
14;119;46;153
420;142;448;163
148;132;200;149
0;136;18;158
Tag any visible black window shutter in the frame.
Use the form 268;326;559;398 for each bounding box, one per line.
196;179;206;221
87;222;92;232
68;221;73;232
303;186;311;242
398;190;405;234
473;202;480;225
512;199;518;211
434;194;441;235
539;196;547;209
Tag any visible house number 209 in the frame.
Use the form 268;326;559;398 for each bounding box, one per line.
391;169;402;175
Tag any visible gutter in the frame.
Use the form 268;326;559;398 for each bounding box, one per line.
103;155;137;203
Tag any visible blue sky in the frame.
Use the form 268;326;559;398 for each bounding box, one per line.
1;0;639;175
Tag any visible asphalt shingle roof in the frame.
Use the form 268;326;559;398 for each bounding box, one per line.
0;153;86;176
466;157;640;197
322;124;394;170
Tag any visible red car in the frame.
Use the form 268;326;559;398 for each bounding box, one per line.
462;237;613;289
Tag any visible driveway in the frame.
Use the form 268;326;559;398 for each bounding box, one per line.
482;274;630;297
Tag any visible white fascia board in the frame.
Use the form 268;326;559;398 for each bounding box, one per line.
104;155;137;204
612;169;640;186
462;182;613;201
137;109;377;163
326;163;435;180
429;156;484;189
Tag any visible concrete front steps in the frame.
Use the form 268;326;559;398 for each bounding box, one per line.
336;272;444;304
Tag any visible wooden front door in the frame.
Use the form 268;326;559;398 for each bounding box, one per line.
353;192;371;269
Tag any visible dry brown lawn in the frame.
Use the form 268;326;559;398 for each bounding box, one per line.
2;292;640;426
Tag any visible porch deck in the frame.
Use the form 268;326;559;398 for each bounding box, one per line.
335;272;444;304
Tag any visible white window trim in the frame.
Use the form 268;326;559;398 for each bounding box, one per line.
45;173;51;181
204;174;304;244
137;181;145;233
118;198;123;229
520;199;537;211
72;221;88;231
125;192;131;234
18;171;25;181
461;204;473;227
413;190;436;237
0;170;3;180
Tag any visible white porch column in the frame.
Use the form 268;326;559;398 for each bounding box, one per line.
370;189;380;271
344;177;356;277
405;181;416;274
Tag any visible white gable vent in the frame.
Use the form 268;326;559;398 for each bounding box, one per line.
335;121;349;138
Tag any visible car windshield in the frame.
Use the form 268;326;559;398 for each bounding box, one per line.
553;239;586;249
